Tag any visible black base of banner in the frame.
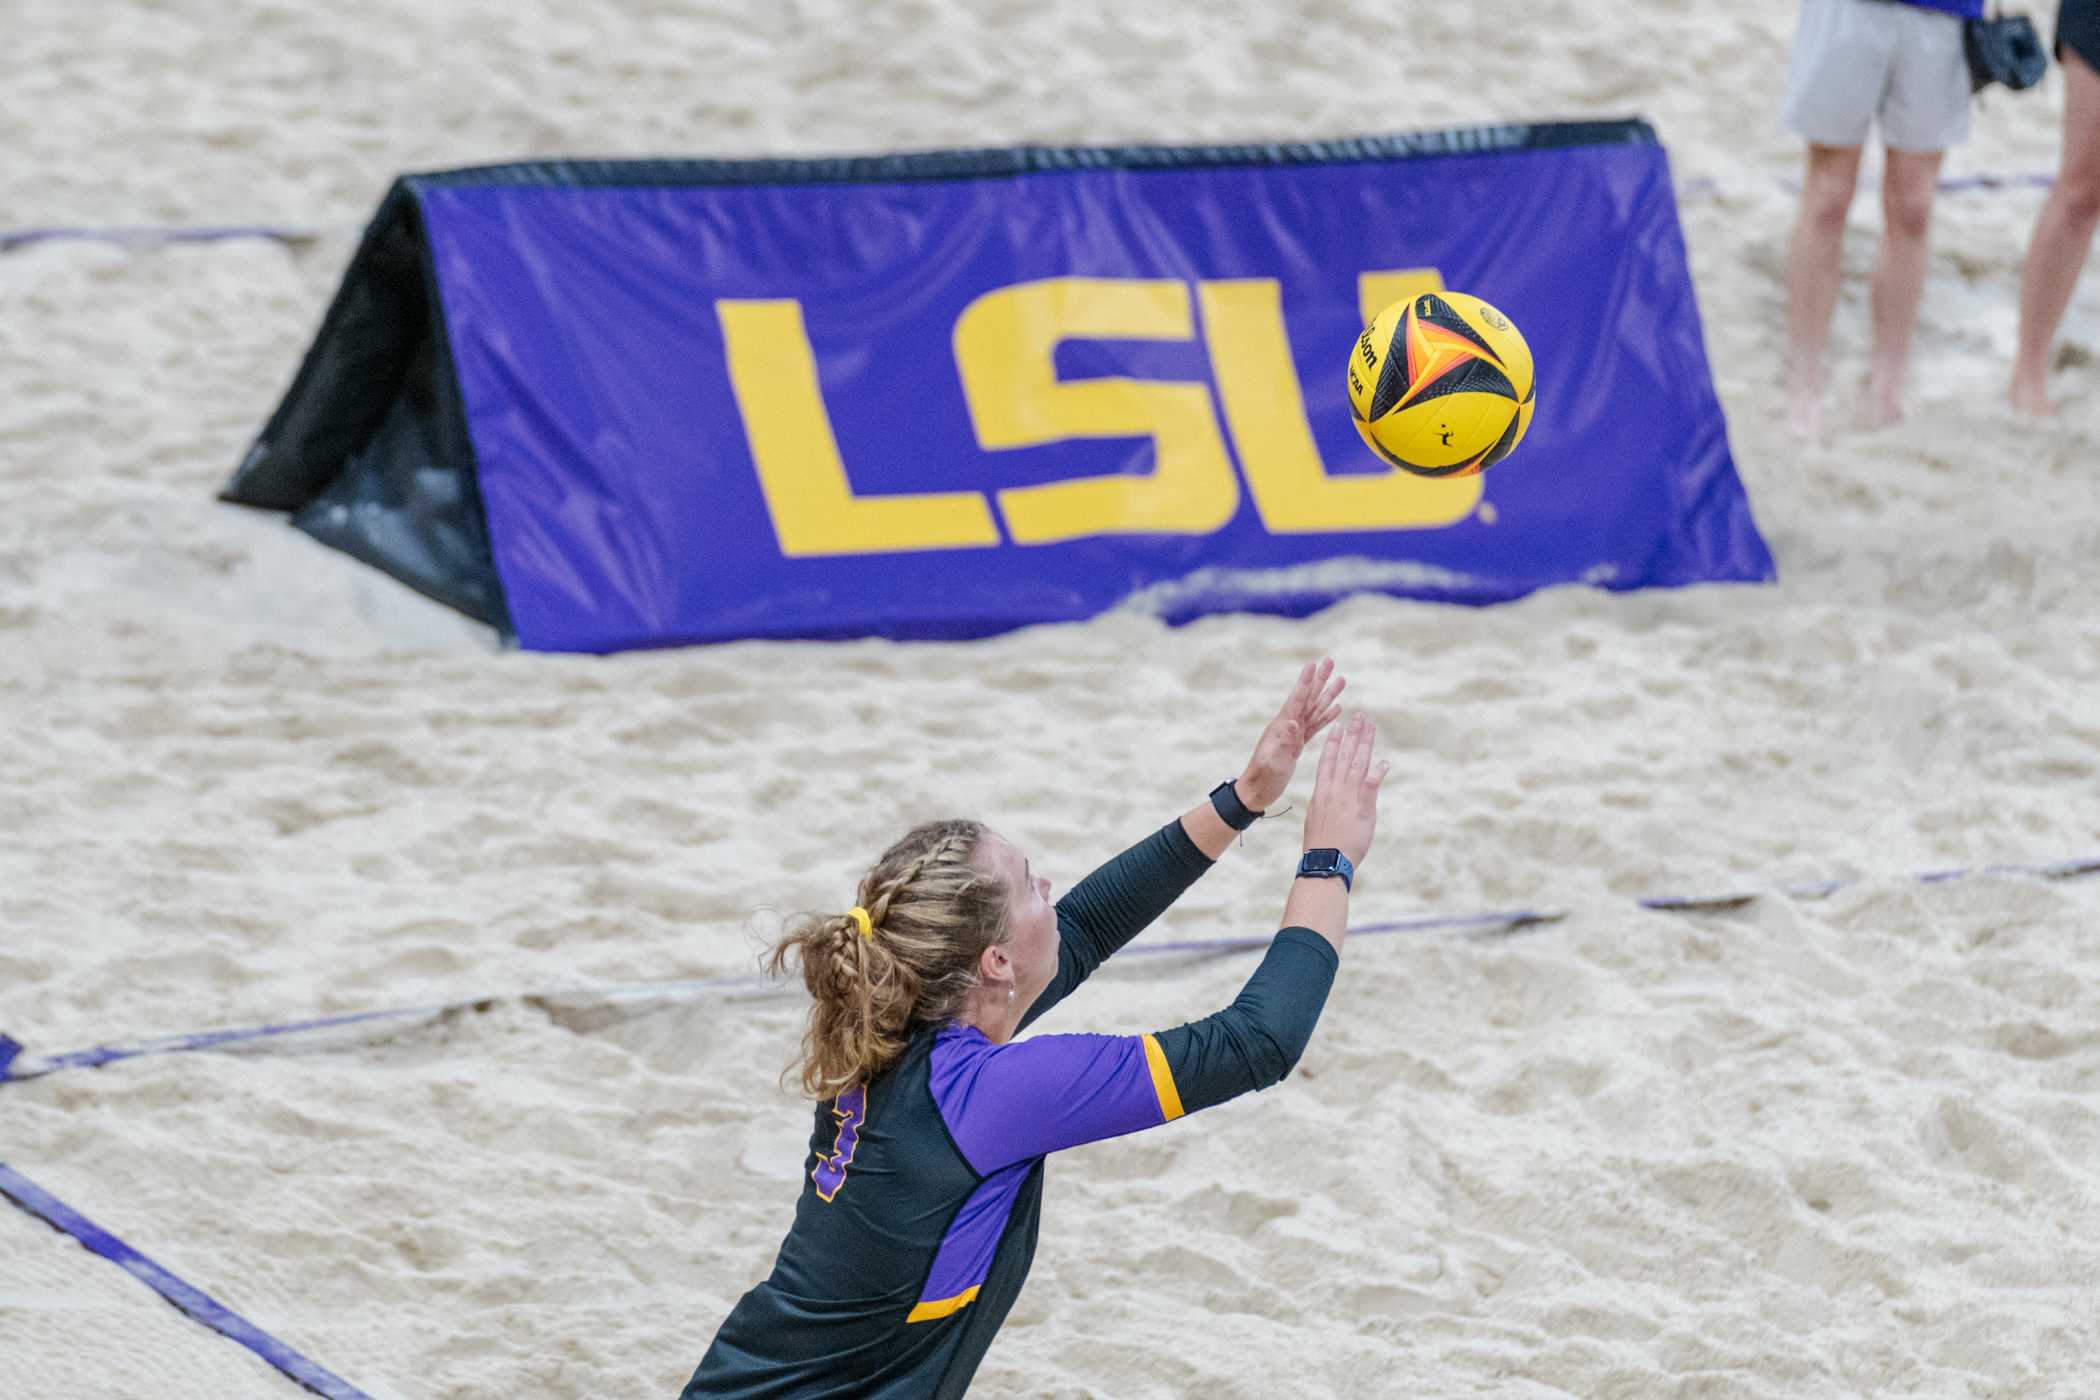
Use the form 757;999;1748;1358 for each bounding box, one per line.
219;184;512;636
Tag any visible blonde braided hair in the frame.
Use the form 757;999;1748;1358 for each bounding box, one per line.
768;819;1011;1100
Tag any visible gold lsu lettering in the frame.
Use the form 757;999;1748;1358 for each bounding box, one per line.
714;269;1482;557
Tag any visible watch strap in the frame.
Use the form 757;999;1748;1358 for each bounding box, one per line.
1208;779;1261;832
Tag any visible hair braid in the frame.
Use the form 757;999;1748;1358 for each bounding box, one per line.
768;820;1011;1100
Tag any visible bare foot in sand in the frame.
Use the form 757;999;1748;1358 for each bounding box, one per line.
1787;378;1825;443
1865;370;1904;429
2009;374;2056;417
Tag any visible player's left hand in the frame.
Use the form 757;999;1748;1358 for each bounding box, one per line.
1234;658;1346;813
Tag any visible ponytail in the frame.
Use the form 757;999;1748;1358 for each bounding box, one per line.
768;819;1010;1100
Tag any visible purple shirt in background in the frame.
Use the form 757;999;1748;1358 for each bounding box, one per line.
1888;0;1987;20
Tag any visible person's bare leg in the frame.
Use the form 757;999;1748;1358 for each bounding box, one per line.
2013;48;2100;416
1866;145;1945;427
1787;142;1865;439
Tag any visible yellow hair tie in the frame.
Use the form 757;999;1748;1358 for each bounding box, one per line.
847;906;873;940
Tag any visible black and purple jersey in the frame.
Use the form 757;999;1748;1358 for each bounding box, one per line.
682;821;1339;1398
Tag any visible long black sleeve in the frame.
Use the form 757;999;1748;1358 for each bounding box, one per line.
1016;820;1213;1033
1152;928;1338;1112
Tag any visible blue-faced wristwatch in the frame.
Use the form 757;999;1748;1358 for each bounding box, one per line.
1296;847;1354;892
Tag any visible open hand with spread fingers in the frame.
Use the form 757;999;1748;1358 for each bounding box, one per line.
1301;710;1389;869
1234;658;1348;813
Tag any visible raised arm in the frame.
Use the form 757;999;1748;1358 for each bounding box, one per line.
937;712;1388;1173
937;929;1339;1173
1020;820;1208;1033
1018;660;1346;1032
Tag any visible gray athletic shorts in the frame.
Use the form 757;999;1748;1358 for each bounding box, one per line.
1783;0;1972;152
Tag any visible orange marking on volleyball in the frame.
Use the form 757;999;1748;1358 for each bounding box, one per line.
1397;314;1485;412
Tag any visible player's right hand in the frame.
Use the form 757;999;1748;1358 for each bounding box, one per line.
1300;711;1389;869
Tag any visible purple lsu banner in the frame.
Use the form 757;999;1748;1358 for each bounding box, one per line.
413;123;1771;650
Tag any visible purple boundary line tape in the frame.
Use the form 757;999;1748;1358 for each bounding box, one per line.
0;915;1549;1085
5;856;2094;1087
0;974;762;1084
0;224;322;252
1678;170;2054;201
2;1004;474;1081
1937;172;2057;194
1128;908;1563;959
0;1164;373;1400
1636;854;2100;912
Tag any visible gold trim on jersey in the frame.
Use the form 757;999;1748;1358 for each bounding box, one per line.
1141;1033;1185;1122
905;1284;981;1324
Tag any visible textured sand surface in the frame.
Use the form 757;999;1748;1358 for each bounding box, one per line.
4;1;2100;1395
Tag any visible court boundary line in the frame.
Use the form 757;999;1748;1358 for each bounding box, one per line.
0;1164;375;1399
3;855;2093;1395
4;855;2094;1086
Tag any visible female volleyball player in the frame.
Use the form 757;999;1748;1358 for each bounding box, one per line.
682;660;1387;1398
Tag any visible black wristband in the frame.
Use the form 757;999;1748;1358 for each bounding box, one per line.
1208;779;1261;832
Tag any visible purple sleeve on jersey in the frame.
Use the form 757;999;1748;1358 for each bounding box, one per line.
928;1025;1169;1176
1894;0;1986;18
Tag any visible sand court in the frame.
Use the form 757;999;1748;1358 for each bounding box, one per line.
6;0;2100;1395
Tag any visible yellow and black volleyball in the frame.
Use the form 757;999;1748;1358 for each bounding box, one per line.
1345;291;1536;478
